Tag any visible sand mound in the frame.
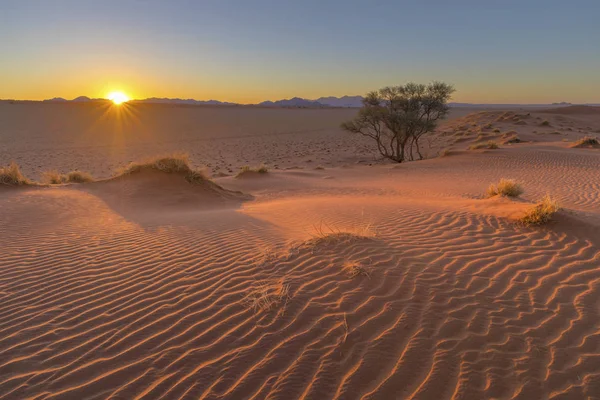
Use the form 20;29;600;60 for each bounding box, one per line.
84;168;252;214
539;105;600;115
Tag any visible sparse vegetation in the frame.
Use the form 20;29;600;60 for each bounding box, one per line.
503;136;522;144
244;279;290;312
540;120;551;127
43;170;64;184
303;221;375;248
116;153;208;183
341;81;455;163
43;170;93;184
493;128;501;133
343;261;371;278
65;171;94;183
0;162;31;186
235;165;269;177
469;141;499;150
571;136;600;148
486;178;524;198
520;195;560;226
439;148;451;157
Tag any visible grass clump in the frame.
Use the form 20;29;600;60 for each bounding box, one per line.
520;195;560;226
540;120;551;127
235;165;269;178
43;170;64;184
469;141;499;150
65;171;94;183
244;279;290;312
116;153;208;183
43;170;94;184
343;261;371;278
570;136;600;148
486;178;524;198
0;162;31;186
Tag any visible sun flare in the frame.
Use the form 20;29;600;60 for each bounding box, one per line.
107;91;129;105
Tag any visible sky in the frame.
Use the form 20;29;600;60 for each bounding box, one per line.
1;0;599;104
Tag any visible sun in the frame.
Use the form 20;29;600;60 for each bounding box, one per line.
107;91;129;105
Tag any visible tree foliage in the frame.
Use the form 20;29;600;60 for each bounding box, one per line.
341;82;454;163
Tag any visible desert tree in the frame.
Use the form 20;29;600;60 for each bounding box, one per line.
341;82;454;162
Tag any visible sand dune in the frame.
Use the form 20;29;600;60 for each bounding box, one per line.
1;106;600;399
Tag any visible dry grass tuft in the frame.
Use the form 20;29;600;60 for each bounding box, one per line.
570;136;600;148
343;261;371;278
116;153;208;183
469;141;499;150
245;279;290;312
0;162;31;186
540;120;551;127
236;165;269;177
43;170;64;184
304;221;376;248
65;171;94;183
520;195;560;226
439;148;451;157
43;170;94;184
487;178;524;198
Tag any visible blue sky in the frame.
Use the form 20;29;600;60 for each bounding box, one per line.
1;0;599;103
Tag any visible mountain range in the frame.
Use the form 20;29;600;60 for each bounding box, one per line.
36;96;600;108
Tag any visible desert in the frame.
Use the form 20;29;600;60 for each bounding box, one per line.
1;100;600;399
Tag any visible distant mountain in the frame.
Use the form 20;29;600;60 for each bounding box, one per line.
315;95;363;107
259;97;325;108
72;96;92;102
133;97;237;106
43;97;67;102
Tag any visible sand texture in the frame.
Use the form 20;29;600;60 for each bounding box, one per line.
1;103;600;399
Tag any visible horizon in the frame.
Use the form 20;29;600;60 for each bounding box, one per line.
2;95;599;107
1;0;599;103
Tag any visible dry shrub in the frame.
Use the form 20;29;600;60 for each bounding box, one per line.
43;170;94;184
540;120;551;127
343;261;371;278
65;171;94;183
116;153;208;183
439;148;451;157
304;221;375;248
520;195;560;226
43;170;64;184
236;165;269;177
0;162;31;186
570;136;600;148
469;141;499;150
245;279;290;312
487;178;524;198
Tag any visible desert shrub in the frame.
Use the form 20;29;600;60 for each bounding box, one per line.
43;170;65;184
469;141;499;150
341;81;455;163
244;279;290;312
486;178;524;198
493;128;501;133
116;153;208;183
540;120;551;126
571;136;600;148
439;148;451;157
65;171;94;183
118;153;192;175
343;261;371;278
236;165;269;177
503;136;522;144
0;162;31;186
520;195;560;226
